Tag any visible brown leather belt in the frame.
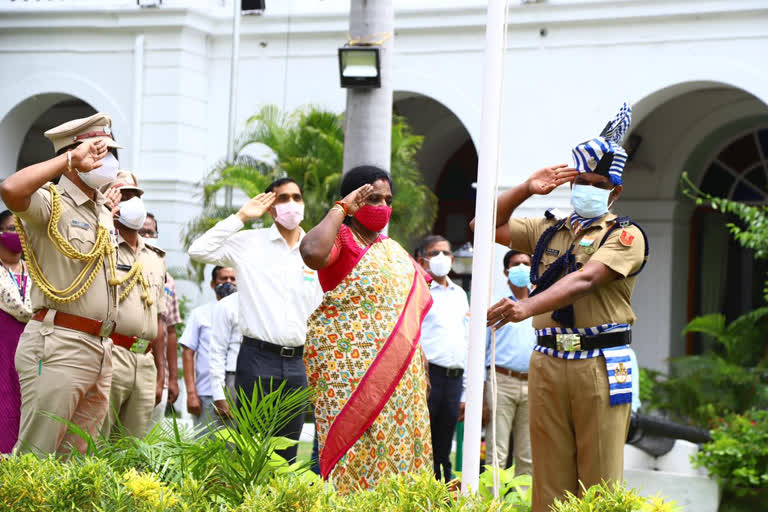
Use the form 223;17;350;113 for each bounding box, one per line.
494;366;528;381
111;332;138;351
32;308;112;338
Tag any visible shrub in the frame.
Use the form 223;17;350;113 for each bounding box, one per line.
550;481;681;512
694;408;768;496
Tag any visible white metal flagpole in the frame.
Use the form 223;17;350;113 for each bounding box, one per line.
461;0;508;494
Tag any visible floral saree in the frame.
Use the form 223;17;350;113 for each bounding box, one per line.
304;233;433;493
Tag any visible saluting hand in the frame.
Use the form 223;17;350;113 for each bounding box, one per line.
487;297;531;328
339;183;374;216
526;164;579;196
237;192;276;223
70;139;109;173
105;186;122;217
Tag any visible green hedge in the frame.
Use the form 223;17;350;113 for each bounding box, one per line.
0;454;517;512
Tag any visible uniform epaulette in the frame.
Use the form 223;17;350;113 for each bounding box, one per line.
599;216;649;277
144;241;166;258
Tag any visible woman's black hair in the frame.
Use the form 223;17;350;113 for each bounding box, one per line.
339;165;393;198
0;210;12;227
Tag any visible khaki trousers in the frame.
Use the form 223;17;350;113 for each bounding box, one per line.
103;346;157;438
14;320;112;455
485;371;532;476
528;351;630;512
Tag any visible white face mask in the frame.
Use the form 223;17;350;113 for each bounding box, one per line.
428;253;452;277
78;152;119;190
117;196;147;231
275;201;305;230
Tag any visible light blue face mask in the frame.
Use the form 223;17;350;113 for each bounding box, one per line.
570;183;614;219
507;264;531;288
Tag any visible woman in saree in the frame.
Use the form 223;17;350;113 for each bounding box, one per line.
300;165;433;493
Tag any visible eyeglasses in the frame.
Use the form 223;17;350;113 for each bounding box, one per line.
138;229;157;238
425;249;452;258
0;225;17;233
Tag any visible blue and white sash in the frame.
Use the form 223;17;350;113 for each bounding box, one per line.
534;323;632;407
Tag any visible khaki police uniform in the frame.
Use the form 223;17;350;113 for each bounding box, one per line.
103;232;166;437
508;212;645;511
12;113;123;454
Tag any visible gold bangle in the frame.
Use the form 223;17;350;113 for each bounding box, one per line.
66;151;73;173
331;204;346;216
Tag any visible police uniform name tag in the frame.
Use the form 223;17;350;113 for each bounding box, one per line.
71;219;91;230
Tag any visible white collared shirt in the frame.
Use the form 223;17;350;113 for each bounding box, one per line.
209;292;241;402
188;215;323;347
420;277;470;370
179;301;216;397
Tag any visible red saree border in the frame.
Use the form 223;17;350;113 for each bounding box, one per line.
319;262;433;480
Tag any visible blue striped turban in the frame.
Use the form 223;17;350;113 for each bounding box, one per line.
571;103;632;186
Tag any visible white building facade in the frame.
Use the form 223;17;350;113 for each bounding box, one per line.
1;0;767;372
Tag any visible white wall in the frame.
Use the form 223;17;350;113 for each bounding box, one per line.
2;0;768;363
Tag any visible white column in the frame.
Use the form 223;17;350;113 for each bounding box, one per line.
342;0;394;173
131;33;145;172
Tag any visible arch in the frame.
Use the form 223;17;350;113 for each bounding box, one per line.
392;66;480;148
0;71;129;178
392;90;478;272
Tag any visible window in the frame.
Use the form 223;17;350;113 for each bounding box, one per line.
699;128;768;204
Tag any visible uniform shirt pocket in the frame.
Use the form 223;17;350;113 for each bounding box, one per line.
64;221;96;254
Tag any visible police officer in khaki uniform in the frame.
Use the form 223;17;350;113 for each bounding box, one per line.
100;171;168;438
0;113;123;455
478;104;648;511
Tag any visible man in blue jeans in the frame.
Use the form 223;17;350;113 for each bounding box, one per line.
417;235;470;481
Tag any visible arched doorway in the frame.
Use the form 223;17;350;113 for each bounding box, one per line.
621;83;768;368
392;91;478;248
16;98;98;170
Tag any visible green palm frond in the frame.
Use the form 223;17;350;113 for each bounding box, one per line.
184;104;438;283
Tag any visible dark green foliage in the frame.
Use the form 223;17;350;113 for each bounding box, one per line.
182;105;437;282
641;308;768;428
694;409;768;503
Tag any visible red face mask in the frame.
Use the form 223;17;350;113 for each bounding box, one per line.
354;205;392;232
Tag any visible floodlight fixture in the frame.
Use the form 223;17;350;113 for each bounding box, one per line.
338;46;381;89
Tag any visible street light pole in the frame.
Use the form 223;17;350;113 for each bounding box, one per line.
225;0;242;208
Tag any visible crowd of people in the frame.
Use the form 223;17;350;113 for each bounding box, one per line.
0;103;647;511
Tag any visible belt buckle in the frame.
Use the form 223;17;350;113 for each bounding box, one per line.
99;320;115;338
446;368;461;378
555;333;581;351
280;346;296;358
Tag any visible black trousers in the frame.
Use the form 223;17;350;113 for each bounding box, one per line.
427;365;463;481
234;341;308;462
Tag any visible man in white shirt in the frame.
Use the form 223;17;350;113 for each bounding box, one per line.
417;235;470;482
188;178;323;461
208;290;240;418
180;265;236;428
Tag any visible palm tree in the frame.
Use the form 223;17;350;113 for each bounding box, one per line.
182;105;437;277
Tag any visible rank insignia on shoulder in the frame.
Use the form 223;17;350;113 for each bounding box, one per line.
544;248;560;257
71;219;90;230
619;230;635;247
